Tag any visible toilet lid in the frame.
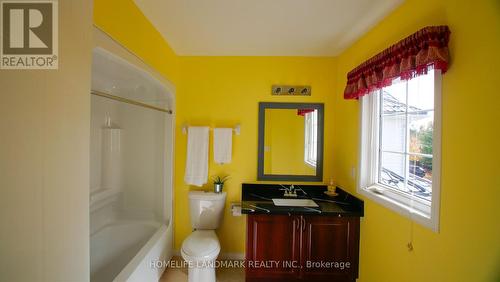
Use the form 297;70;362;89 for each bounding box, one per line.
181;230;220;258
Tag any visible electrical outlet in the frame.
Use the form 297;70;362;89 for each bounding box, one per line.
231;202;242;216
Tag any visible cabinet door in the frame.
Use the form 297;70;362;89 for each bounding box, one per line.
246;214;301;280
301;216;359;281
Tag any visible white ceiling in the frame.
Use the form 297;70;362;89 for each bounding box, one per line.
133;0;403;56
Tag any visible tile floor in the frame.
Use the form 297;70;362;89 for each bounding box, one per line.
159;256;245;282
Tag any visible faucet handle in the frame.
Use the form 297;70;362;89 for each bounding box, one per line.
279;188;290;196
280;185;300;197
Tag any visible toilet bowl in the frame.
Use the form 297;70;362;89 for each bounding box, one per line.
181;191;226;282
181;230;220;282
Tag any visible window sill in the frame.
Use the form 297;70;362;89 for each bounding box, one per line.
358;184;438;232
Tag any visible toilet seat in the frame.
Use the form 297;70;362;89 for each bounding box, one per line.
181;230;220;261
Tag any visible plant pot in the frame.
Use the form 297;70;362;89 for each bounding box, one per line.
214;183;224;193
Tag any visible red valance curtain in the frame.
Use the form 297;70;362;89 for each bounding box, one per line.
344;26;451;100
297;109;315;116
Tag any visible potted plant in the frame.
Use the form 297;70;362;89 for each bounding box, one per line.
212;175;229;193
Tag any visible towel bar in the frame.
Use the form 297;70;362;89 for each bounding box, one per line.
181;124;241;135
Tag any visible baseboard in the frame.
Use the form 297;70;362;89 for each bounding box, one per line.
172;249;245;260
219;252;245;260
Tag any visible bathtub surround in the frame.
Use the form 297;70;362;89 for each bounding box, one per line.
213;128;233;164
90;32;175;281
100;127;122;191
90;221;169;282
184;126;210;186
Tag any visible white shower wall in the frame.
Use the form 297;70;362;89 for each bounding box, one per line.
90;35;175;281
119;98;170;220
90;95;172;224
89;93;173;281
90;95;119;194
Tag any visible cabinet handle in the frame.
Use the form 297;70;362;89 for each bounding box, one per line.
301;217;306;231
295;218;300;230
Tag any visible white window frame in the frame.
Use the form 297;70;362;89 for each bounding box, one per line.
357;69;442;232
304;110;317;167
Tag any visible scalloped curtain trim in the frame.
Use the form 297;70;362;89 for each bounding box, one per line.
344;26;451;100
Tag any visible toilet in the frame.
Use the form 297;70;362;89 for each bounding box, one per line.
181;191;226;282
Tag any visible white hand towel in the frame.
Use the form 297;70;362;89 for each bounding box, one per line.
213;128;233;164
184;126;209;186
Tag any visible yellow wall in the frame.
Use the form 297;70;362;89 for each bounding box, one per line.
175;56;336;252
93;0;500;280
333;0;500;281
93;0;180;84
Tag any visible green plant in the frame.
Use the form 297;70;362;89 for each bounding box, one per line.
410;121;433;170
212;175;230;185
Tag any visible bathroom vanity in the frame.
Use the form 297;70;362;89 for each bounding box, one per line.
242;184;364;282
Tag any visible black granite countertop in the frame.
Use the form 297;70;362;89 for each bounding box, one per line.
241;183;364;217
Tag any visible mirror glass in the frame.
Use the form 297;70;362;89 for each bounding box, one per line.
258;102;324;181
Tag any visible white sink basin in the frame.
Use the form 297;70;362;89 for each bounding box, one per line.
272;198;319;207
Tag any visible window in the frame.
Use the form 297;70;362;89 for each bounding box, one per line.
304;110;318;167
358;69;441;231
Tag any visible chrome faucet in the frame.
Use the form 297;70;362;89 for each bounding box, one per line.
280;184;297;197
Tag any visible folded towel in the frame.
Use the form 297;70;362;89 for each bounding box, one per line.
184;126;209;186
213;128;233;164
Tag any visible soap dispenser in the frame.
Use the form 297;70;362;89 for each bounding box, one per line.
325;178;338;197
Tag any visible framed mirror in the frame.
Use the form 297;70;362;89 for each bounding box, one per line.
257;102;324;181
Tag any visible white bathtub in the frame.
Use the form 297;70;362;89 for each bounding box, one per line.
90;220;172;282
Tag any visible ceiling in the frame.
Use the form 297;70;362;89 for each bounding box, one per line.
133;0;403;56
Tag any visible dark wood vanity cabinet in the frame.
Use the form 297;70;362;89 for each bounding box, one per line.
300;215;360;281
246;214;360;282
245;215;301;280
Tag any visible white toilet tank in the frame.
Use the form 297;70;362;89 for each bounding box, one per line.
188;191;226;230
